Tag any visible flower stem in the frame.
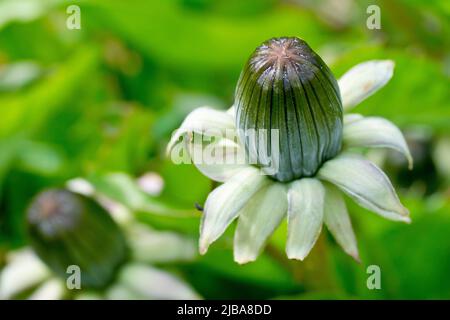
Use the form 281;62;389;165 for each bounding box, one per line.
296;233;338;293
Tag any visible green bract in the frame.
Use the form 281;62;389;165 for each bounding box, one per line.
235;37;343;182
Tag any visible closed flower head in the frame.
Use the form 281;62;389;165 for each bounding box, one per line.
27;189;128;289
168;37;412;264
235;37;343;182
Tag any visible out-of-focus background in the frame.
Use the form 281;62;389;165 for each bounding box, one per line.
0;0;449;300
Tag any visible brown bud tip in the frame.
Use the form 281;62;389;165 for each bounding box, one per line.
27;189;82;238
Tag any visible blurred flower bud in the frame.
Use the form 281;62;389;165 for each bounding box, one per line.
26;189;128;289
235;37;343;182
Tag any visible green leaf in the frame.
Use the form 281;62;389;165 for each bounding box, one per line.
81;0;336;74
181;247;302;299
0;0;66;30
0;46;99;138
331;196;450;299
85;172;201;234
16;140;65;175
87;172;198;218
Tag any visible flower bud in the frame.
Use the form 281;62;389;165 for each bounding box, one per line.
235;37;343;182
26;189;128;289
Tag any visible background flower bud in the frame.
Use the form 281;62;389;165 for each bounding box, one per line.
235;37;343;182
26;189;128;289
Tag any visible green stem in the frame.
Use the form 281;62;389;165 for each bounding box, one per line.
297;233;338;293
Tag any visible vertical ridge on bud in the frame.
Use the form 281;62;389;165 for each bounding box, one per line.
27;189;128;289
235;37;343;182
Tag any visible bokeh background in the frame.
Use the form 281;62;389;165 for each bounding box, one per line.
0;0;449;299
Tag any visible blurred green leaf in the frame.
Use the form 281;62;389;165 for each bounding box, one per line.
87;172;198;217
0;62;42;91
0;46;99;138
330;196;450;299
159;160;211;208
82;0;338;74
181;247;302;299
15;140;65;175
0;0;65;30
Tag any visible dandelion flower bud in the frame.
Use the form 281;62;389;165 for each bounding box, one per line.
26;189;128;289
235;37;343;182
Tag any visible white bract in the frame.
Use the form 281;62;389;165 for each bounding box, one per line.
0;228;200;300
168;60;412;264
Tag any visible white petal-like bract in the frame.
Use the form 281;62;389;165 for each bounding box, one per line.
286;178;325;260
343;115;413;169
199;166;270;254
234;183;287;264
0;249;51;299
338;60;394;109
318;154;410;222
167;107;235;155
323;183;359;261
28;279;66;300
114;263;200;300
188;137;247;182
343;113;364;125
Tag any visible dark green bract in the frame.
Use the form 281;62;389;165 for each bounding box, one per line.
235;37;343;182
27;189;128;289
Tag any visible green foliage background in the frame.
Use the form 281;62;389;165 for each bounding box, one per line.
0;0;449;299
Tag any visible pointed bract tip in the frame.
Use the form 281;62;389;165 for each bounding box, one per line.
401;206;410;217
350;251;361;263
234;253;257;265
385;59;395;69
402;216;412;224
286;251;307;261
198;239;209;255
377;60;395;77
